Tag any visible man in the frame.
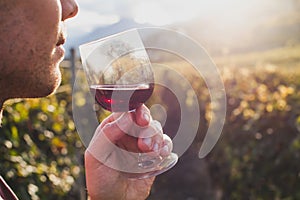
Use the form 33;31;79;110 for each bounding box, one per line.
0;0;173;199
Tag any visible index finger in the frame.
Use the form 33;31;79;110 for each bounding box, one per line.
135;104;151;127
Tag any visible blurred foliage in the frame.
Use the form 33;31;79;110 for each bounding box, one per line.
206;66;300;200
0;67;85;200
149;54;300;199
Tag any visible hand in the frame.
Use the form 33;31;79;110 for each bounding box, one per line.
84;105;173;200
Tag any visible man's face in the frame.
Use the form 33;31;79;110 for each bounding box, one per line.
0;0;78;100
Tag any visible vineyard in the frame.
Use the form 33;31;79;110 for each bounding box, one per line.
1;44;300;199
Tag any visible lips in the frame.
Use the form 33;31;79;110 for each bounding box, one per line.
54;32;66;61
56;34;66;46
54;24;67;60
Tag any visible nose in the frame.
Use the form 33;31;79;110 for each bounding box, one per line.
61;0;79;21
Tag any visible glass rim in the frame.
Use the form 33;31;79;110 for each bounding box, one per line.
79;28;139;49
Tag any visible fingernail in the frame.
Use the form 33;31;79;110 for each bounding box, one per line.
143;113;150;122
143;137;152;148
151;120;162;132
153;143;159;152
161;145;169;155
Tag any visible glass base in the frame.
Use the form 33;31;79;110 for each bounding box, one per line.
123;152;178;179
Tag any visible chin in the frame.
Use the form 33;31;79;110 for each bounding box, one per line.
31;69;62;98
44;72;62;96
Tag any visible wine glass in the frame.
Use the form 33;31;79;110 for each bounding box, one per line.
79;28;178;179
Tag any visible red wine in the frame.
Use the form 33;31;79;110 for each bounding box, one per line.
90;84;154;112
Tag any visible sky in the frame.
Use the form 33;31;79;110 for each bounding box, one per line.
66;0;281;38
66;0;204;38
65;0;294;54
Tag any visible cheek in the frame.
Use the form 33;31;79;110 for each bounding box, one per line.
21;0;61;59
0;0;63;98
19;2;62;75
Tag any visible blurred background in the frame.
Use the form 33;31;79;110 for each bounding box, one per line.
1;0;300;199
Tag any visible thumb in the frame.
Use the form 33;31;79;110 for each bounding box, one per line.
91;112;133;145
86;112;133;164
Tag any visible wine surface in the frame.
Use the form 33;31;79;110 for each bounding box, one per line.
90;84;154;112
